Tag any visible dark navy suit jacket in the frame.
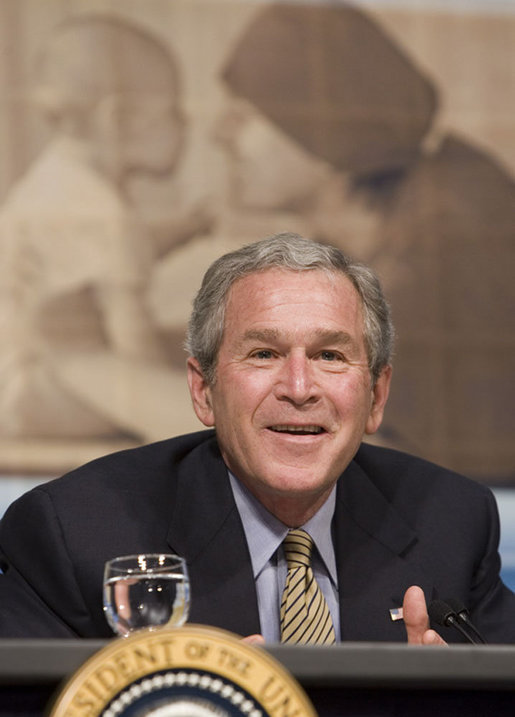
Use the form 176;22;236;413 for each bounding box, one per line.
1;430;514;642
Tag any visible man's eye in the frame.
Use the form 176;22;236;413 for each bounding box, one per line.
320;351;342;362
252;349;274;360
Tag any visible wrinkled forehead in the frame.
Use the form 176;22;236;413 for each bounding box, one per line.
223;267;366;333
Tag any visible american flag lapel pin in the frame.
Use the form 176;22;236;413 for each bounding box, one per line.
389;607;404;621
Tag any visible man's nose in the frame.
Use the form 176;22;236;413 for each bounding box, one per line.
274;354;319;405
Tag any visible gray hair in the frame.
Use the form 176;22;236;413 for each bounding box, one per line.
185;233;394;385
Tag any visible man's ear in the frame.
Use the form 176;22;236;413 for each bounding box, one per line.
187;357;215;427
365;365;392;435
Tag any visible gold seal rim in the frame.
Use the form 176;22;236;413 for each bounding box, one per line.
49;624;317;717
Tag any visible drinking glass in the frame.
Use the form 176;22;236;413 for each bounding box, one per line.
103;553;189;637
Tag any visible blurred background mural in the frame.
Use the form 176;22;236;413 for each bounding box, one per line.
0;0;514;579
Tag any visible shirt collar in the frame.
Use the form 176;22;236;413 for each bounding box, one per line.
302;490;338;586
228;471;338;586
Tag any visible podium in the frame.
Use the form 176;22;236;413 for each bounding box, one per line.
1;640;515;716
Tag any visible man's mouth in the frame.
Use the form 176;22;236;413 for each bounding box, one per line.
268;425;325;436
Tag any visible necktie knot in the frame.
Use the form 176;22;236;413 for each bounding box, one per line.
283;528;313;569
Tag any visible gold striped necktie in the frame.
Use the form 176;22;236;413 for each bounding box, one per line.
280;528;336;645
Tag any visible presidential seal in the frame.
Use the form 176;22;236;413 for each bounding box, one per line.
49;625;317;717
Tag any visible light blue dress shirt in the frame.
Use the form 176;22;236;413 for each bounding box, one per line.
229;472;340;642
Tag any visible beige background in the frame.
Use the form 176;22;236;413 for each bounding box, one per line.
0;0;514;483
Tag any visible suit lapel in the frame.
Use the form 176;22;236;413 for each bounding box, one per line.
165;437;261;637
335;459;432;641
164;435;432;642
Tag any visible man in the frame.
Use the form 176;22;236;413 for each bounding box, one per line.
0;233;514;643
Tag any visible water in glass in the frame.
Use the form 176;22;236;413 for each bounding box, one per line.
103;554;189;637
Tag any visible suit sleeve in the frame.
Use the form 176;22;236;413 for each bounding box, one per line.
468;487;515;644
0;487;94;637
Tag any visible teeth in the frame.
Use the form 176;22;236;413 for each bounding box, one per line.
270;425;323;435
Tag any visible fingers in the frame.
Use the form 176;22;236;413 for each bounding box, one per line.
403;585;447;646
421;628;447;646
242;634;266;645
403;585;429;644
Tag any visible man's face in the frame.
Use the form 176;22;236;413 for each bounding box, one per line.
213;97;327;211
188;268;391;521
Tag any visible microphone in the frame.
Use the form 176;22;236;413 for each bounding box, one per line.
444;597;488;645
428;600;482;645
